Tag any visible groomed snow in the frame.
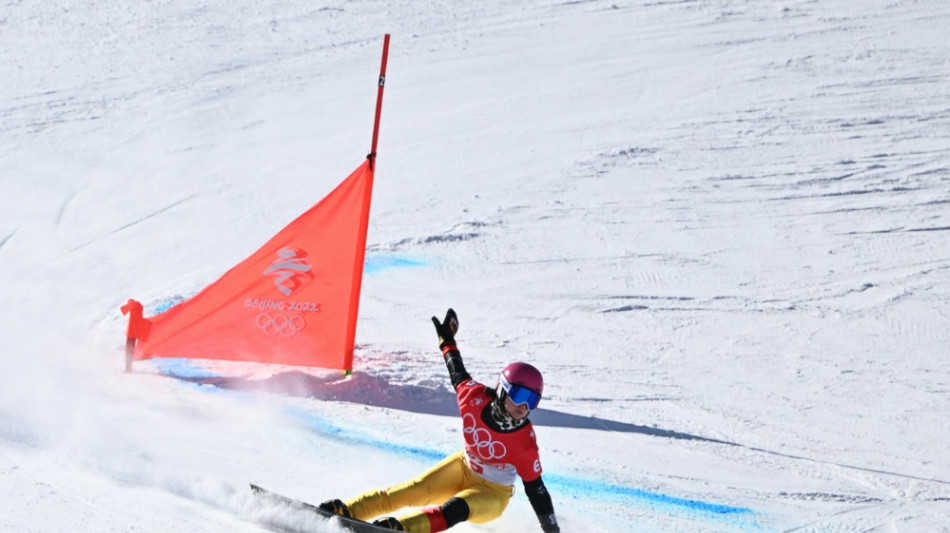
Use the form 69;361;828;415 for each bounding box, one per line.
1;1;948;532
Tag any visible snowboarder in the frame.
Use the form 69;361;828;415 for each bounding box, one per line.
320;308;561;532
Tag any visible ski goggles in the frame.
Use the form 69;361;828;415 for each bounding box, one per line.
501;376;542;410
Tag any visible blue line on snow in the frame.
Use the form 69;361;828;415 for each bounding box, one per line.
282;407;445;463
152;295;186;314
151;358;219;379
280;400;758;525
364;254;426;274
145;255;423;315
548;473;752;515
154;361;760;528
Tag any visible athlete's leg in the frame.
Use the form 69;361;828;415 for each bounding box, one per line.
453;482;512;524
395;465;513;532
347;452;467;522
395;496;469;533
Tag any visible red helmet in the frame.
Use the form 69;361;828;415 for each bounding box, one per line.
500;362;544;410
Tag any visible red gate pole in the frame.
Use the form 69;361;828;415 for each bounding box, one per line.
367;34;390;170
120;299;147;372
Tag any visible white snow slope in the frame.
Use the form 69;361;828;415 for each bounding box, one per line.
2;1;949;532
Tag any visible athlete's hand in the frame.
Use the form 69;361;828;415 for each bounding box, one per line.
431;308;459;350
539;514;560;533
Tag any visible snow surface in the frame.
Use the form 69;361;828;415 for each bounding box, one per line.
2;1;949;531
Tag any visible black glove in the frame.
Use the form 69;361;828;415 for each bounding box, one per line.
539;514;560;533
431;308;459;351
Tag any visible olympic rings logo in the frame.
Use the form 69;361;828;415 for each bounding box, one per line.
255;313;305;337
462;413;507;460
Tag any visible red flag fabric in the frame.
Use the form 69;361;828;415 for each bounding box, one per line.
130;161;374;371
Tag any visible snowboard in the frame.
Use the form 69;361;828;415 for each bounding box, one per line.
250;484;395;533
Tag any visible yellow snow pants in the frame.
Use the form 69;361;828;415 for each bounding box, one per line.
346;451;513;533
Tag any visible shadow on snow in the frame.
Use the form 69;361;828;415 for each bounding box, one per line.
154;361;726;444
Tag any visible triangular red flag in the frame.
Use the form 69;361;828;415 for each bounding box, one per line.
130;160;374;371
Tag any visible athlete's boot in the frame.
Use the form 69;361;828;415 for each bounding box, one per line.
372;517;405;531
318;499;351;518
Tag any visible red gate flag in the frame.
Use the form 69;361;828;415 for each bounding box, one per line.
123;160;374;371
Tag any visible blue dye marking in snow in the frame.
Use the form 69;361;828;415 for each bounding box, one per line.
364;254;426;274
547;473;752;516
283;407;445;463
151;358;219;379
282;407;757;524
153;365;758;525
152;295;186;314
146;253;421;317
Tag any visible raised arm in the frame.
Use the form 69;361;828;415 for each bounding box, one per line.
431;308;471;389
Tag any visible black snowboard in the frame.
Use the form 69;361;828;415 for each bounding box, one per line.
250;484;394;533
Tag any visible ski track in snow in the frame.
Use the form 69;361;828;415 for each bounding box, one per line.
2;0;949;532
